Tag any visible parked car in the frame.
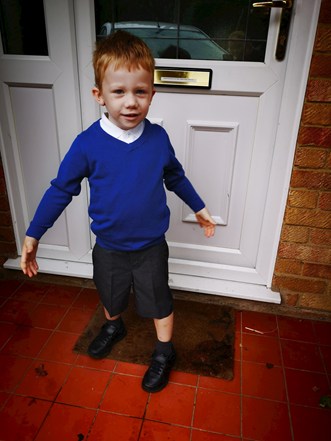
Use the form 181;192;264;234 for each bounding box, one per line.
98;21;229;60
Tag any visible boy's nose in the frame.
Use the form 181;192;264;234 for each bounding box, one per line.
125;93;138;107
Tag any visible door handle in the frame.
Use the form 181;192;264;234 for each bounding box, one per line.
253;0;292;8
253;0;294;61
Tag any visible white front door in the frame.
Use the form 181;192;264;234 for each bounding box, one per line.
75;0;321;302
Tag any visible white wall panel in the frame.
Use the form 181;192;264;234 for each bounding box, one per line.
9;86;68;246
182;120;238;226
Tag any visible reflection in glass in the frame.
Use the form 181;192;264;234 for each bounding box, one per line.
0;0;48;55
94;0;270;62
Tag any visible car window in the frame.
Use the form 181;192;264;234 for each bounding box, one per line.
102;25;228;60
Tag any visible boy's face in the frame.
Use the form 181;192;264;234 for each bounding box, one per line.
93;65;155;131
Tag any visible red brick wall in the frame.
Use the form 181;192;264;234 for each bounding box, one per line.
272;0;331;311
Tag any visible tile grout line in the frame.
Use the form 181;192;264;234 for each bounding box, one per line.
312;320;331;390
276;315;295;441
85;365;118;440
189;373;200;441
1;282;86;439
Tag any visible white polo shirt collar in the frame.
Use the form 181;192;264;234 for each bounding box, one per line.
100;113;144;144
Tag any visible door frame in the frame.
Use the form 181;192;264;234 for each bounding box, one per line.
256;0;322;286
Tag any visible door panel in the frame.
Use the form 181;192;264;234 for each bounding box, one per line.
0;0;91;262
153;93;259;257
7;86;68;247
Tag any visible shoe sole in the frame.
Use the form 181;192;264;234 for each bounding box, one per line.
142;380;169;393
87;329;127;359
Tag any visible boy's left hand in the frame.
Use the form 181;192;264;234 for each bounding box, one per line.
195;207;216;238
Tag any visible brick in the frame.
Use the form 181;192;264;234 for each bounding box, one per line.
288;189;318;209
299;293;331;311
280;292;300;307
319;0;331;25
301;103;331;126
0;212;13;227
309;54;331;77
297;126;331;148
274;258;302;275
0;195;10;211
273;274;327;294
303;263;331;279
0;178;7;195
0;227;15;242
314;25;331;52
285;207;331;228
0;242;17;255
306;79;331;102
318;192;331;210
290;170;331;190
277;242;331;264
326;151;331;169
281;224;309;243
294;147;327;168
309;228;331;245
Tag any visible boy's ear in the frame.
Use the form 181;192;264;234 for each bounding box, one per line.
92;87;105;106
150;88;156;103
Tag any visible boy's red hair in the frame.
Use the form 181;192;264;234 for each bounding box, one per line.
93;30;155;90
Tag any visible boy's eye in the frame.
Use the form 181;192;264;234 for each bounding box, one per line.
113;89;124;95
136;89;147;95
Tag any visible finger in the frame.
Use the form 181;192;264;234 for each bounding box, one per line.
27;265;38;278
204;225;215;238
21;259;38;277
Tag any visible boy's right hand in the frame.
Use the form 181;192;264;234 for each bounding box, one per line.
20;236;39;277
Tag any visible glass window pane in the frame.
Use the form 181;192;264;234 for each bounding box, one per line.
94;0;270;62
180;0;270;61
0;0;48;55
95;0;177;36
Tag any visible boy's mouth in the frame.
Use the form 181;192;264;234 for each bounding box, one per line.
123;113;139;118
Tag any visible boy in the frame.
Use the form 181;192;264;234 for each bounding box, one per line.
21;30;216;393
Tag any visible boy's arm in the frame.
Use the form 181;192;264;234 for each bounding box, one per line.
20;236;39;278
195;207;216;238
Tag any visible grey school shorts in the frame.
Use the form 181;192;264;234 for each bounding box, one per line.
92;240;173;319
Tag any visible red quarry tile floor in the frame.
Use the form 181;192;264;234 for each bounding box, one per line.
0;279;330;440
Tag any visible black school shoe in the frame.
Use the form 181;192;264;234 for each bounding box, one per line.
87;321;127;359
142;349;176;393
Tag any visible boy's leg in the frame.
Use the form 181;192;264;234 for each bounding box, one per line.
88;244;131;359
132;240;176;392
103;307;120;321
153;311;174;342
142;312;176;393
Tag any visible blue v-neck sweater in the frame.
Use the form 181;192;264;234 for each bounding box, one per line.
26;119;205;251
